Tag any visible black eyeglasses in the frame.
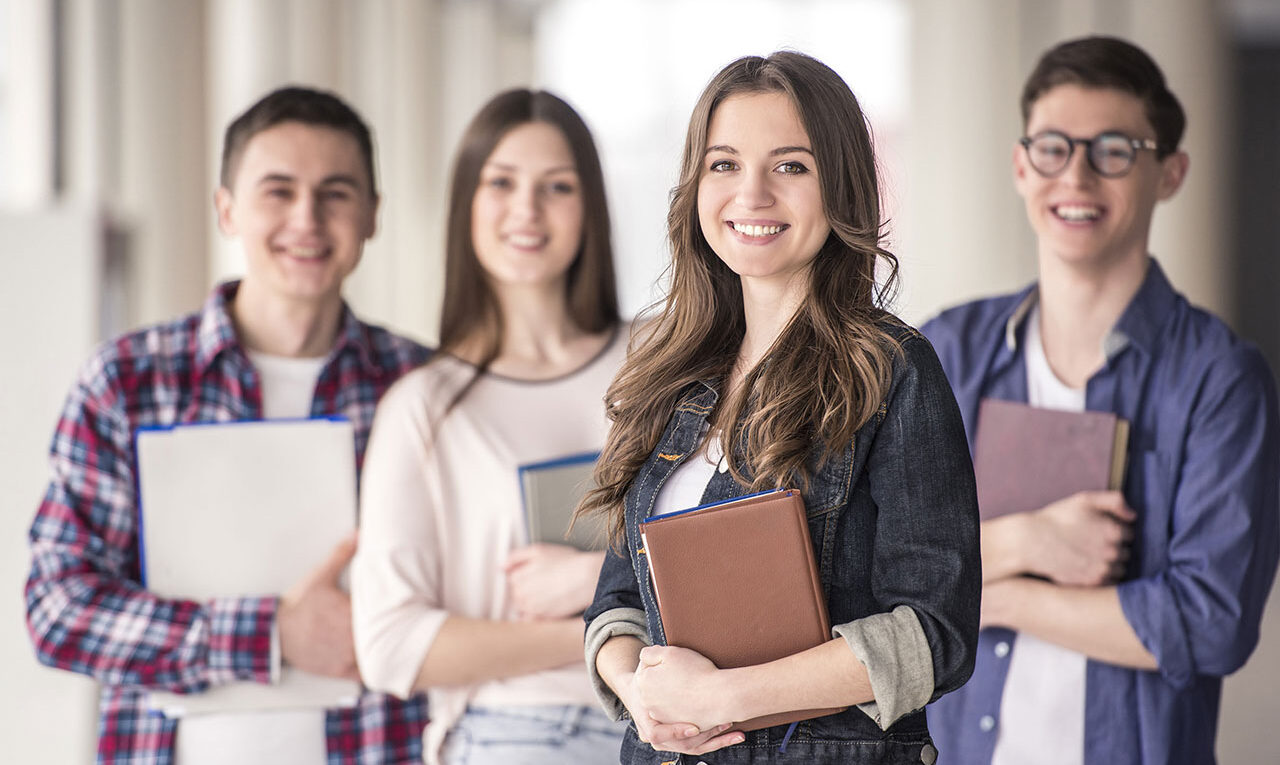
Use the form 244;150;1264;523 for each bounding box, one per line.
1019;130;1161;179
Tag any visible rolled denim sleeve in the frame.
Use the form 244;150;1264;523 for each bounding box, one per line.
1116;345;1280;688
864;331;982;703
834;605;933;729
583;539;650;718
584;607;650;719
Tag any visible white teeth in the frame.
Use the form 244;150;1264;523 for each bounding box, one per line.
507;233;545;248
732;222;783;237
1055;205;1101;222
287;246;324;259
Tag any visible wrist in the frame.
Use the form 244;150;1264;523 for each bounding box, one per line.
714;666;753;724
981;514;1034;581
1008;512;1040;577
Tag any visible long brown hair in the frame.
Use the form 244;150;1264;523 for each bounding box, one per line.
579;51;900;543
436;89;619;407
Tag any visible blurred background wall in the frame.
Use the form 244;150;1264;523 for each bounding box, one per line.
1;0;1276;761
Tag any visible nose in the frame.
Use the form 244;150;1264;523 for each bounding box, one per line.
511;181;543;222
734;168;774;209
1059;143;1098;188
288;190;323;231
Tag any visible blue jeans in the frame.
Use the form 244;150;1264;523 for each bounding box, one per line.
440;704;627;765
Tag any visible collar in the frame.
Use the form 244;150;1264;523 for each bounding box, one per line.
1001;257;1177;363
194;280;379;376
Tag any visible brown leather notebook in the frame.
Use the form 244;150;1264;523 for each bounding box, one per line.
639;488;846;731
973;398;1130;521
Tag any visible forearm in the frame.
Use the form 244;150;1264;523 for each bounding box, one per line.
414;614;583;690
26;565;274;691
980;515;1033;583
986;577;1157;670
27;502;274;692
718;638;874;722
596;634;645;697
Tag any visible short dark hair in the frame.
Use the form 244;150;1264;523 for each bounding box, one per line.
220;86;378;195
1021;36;1185;157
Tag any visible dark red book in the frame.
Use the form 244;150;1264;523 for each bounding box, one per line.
973;398;1129;521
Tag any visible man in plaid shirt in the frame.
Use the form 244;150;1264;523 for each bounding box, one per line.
25;87;430;764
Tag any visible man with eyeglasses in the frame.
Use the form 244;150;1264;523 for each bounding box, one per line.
922;36;1278;765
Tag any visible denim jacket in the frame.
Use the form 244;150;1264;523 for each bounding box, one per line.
584;325;981;764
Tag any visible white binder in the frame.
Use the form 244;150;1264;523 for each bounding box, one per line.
135;418;361;717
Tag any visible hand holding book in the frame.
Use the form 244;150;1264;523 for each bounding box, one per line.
503;543;603;619
1014;490;1136;586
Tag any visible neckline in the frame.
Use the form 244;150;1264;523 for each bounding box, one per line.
439;322;622;385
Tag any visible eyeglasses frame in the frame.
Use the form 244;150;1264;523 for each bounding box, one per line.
1018;130;1162;179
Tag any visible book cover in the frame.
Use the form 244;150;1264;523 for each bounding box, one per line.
135;418;361;716
517;451;608;551
973;397;1130;521
639;488;845;731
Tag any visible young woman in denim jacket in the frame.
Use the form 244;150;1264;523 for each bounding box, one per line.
578;52;982;764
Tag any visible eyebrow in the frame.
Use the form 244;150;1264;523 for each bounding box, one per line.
483;162;578;175
704;145;814;157
256;173;364;189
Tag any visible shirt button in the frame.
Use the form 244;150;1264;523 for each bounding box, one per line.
979;715;996;732
994;641;1010;658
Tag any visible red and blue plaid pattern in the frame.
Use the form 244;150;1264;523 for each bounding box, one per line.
26;281;431;764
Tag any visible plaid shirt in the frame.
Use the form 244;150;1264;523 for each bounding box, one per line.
25;281;432;764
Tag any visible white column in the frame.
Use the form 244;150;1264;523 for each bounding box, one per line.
117;0;208;326
206;0;292;285
342;0;446;344
2;0;56;209
902;0;1033;323
1130;0;1232;321
63;0;120;203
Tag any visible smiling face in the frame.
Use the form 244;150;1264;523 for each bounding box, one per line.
1015;83;1187;271
215;121;377;310
470;121;584;294
696;91;830;292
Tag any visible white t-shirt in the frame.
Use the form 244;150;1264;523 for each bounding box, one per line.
651;424;721;518
990;305;1087;765
175;351;328;765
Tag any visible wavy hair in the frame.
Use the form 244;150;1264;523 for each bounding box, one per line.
579;51;900;544
435;89;619;408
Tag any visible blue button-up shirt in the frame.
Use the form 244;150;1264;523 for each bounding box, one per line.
920;259;1280;765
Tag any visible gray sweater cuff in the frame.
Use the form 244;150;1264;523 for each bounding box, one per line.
832;605;934;730
584;607;651;720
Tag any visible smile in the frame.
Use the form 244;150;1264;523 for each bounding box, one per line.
279;245;329;260
505;232;549;249
728;221;788;238
1052;204;1102;222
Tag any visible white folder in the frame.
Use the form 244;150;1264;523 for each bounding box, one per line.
135;418;361;717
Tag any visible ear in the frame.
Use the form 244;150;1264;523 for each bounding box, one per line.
1156;151;1189;201
1012;141;1031;198
363;193;380;240
214;187;237;236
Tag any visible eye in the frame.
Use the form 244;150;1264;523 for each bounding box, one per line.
775;161;809;175
547;180;578;195
484;175;513;190
708;159;737;173
263;186;292;200
320;188;354;202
